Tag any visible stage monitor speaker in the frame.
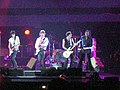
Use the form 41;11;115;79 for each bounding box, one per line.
26;57;37;69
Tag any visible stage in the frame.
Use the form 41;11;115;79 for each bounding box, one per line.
0;68;120;90
3;70;120;82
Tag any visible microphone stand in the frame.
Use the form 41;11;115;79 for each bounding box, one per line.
51;41;55;63
73;38;79;64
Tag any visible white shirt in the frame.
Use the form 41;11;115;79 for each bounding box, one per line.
35;37;49;51
69;38;74;47
8;36;20;50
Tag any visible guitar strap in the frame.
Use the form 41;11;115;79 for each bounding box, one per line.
71;38;74;46
13;36;16;46
13;36;19;52
39;37;43;45
39;37;46;51
39;37;45;45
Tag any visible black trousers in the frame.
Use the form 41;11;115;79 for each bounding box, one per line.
69;53;74;68
78;49;93;71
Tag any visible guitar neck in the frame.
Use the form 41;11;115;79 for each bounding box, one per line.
70;45;76;50
70;40;81;50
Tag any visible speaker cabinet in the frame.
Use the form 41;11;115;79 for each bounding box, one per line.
26;57;37;69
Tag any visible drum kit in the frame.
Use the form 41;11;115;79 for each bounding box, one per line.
45;43;64;64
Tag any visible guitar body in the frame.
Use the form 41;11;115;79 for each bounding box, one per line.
63;40;81;58
9;45;19;56
9;50;13;56
35;48;45;56
63;50;73;58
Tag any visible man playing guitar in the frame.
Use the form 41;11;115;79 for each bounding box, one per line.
8;30;20;68
35;30;49;69
62;31;79;68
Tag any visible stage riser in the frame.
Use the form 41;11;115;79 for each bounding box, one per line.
0;67;83;76
0;67;99;77
24;70;41;76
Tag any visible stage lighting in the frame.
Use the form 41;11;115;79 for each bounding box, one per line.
41;85;48;90
42;85;46;89
25;30;30;35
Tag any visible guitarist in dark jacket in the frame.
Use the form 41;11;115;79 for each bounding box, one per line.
78;30;93;71
62;31;75;68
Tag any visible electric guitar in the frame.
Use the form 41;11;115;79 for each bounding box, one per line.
63;40;81;58
35;47;44;56
35;38;47;56
9;44;19;56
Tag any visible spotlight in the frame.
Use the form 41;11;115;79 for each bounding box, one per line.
24;29;30;35
42;85;46;89
41;85;47;90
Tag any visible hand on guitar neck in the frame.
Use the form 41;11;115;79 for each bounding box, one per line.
70;40;82;50
39;44;44;49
